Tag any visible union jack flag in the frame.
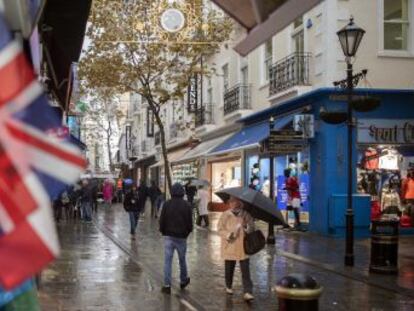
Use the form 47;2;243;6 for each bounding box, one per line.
0;15;86;290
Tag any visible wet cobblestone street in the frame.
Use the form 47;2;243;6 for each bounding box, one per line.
39;204;414;310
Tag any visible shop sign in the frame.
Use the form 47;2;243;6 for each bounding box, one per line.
358;119;414;144
294;114;315;138
269;129;303;141
265;141;306;155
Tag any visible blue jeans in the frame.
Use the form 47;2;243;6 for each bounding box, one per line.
128;211;140;234
164;236;188;286
82;201;92;221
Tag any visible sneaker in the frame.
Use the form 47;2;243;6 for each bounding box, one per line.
161;286;171;294
243;293;254;301
225;288;233;295
180;277;190;289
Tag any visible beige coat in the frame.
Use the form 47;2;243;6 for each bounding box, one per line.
217;210;249;261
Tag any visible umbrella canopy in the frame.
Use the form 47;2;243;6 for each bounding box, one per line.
124;178;134;185
215;187;287;226
190;179;210;187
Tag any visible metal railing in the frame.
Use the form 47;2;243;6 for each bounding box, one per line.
141;140;147;152
223;84;251;115
169;123;178;139
269;52;311;96
195;104;214;127
154;132;161;146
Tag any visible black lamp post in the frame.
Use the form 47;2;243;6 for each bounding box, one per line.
337;17;365;267
267;116;275;244
320;17;367;267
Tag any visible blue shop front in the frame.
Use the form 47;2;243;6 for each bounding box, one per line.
214;88;414;237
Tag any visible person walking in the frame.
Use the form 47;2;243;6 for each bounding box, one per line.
137;180;148;217
159;183;193;294
217;196;255;302
196;185;209;228
123;184;141;239
80;179;94;222
116;178;124;203
284;168;301;229
185;179;197;205
103;179;114;208
149;181;162;218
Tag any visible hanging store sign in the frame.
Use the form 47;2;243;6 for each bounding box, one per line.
358;119;414;144
269;129;303;141
263;139;306;155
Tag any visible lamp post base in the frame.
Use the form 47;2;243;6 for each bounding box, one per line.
345;210;354;267
267;223;275;244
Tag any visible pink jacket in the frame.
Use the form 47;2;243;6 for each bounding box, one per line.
103;184;113;201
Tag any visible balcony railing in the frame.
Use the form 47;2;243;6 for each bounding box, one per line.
141;140;148;152
170;123;178;139
154;132;161;146
195;104;214;127
269;52;311;96
223;84;251;115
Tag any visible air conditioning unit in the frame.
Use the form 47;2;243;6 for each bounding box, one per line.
1;0;46;38
294;114;315;139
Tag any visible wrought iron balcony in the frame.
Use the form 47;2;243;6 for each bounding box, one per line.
169;123;178;139
141;140;148;152
269;52;311;96
223;84;251;115
154;132;161;146
195;104;214;127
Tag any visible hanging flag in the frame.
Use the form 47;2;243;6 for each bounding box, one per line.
0;14;86;290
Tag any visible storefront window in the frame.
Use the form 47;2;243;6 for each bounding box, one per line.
358;145;414;228
212;160;241;202
275;150;310;226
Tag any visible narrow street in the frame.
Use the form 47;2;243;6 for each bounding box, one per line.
38;204;414;311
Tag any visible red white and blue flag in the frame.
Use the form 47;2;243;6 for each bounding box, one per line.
0;14;86;290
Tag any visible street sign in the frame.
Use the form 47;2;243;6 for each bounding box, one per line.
269;129;303;141
261;138;307;155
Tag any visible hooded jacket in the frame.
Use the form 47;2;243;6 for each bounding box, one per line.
159;183;193;238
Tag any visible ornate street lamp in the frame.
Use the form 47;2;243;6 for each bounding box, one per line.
320;17;377;267
337;17;365;59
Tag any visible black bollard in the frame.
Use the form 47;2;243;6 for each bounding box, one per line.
369;219;399;274
275;274;322;311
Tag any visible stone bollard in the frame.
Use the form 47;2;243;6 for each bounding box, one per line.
275;274;323;311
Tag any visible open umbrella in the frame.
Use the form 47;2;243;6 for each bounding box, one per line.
190;179;210;187
215;187;287;226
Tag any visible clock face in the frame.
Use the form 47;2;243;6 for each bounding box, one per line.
160;8;185;33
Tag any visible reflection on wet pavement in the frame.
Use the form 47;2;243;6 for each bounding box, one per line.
39;203;414;310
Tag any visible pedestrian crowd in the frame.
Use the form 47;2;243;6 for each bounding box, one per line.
52;174;296;303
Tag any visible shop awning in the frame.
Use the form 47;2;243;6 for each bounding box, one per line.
175;134;234;164
40;0;92;108
150;147;192;168
210;0;322;56
209;116;292;155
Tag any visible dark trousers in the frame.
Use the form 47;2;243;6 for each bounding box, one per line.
196;215;209;227
293;208;301;227
225;259;253;294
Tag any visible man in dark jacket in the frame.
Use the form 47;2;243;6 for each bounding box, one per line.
80;179;94;221
159;183;193;294
123;184;141;239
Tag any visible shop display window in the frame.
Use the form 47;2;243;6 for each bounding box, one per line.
358;146;414;228
211;160;241;202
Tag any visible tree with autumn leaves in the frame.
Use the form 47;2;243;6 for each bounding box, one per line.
79;0;232;191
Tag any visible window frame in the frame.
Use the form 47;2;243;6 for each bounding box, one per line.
378;0;414;57
263;40;273;83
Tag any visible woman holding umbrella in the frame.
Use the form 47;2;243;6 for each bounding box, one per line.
217;196;255;302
